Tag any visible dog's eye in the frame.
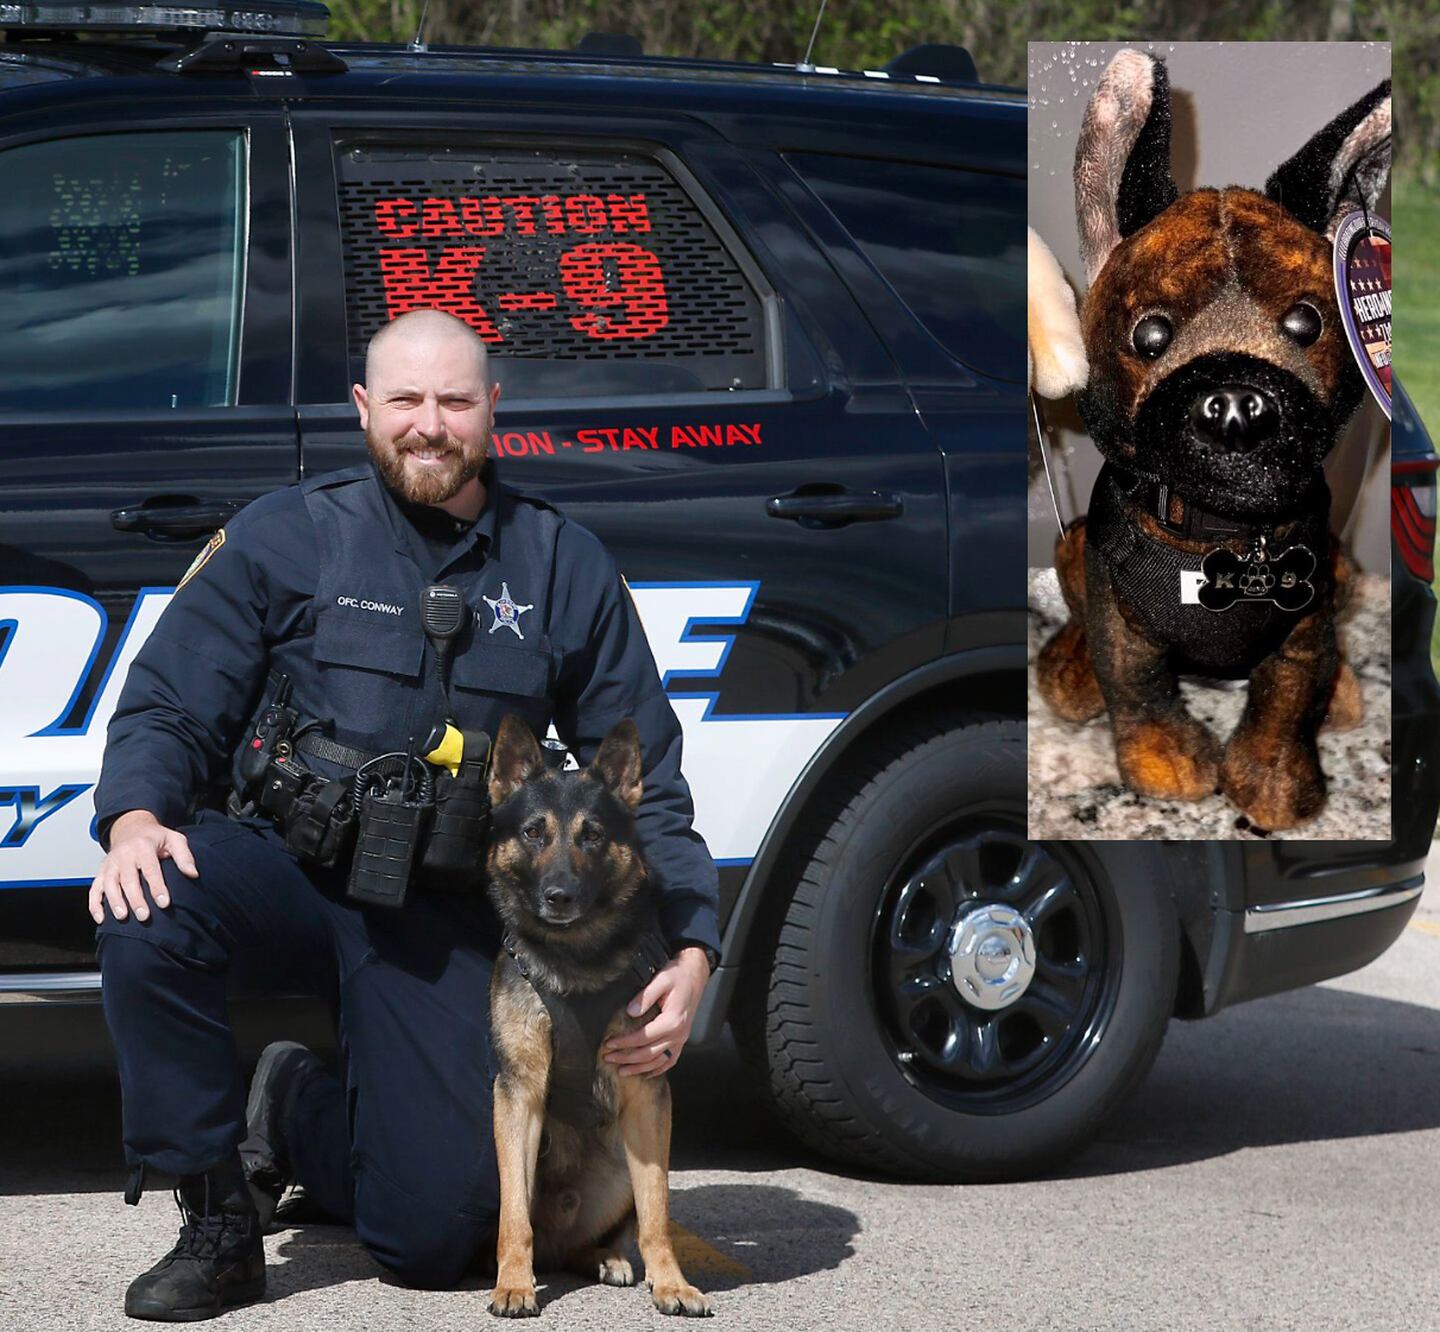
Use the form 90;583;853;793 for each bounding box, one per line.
522;820;546;843
1132;315;1172;358
1281;302;1323;347
579;823;605;847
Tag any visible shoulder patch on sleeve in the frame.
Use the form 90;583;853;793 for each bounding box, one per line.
177;528;226;592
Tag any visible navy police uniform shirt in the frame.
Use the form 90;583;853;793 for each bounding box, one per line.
92;457;722;958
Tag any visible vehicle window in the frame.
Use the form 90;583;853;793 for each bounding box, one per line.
0;130;246;412
786;153;1024;383
334;141;771;399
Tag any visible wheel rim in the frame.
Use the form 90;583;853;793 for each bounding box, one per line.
870;824;1118;1114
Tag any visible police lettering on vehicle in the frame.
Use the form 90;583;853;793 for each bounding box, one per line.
0;578;844;883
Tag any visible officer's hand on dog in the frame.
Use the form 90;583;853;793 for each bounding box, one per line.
88;810;198;925
602;946;711;1076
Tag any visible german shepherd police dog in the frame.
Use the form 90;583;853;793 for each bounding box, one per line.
1036;50;1390;830
483;715;710;1319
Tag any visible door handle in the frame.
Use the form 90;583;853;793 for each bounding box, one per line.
111;499;247;541
766;487;904;528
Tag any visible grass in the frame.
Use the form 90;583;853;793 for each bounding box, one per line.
1392;176;1440;670
1395;177;1440;430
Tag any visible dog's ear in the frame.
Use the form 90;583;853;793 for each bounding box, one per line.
1265;80;1390;239
489;713;546;806
588;718;643;810
1028;226;1088;399
1074;49;1179;285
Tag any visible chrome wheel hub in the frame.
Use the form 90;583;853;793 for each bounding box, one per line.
948;903;1036;1011
874;830;1111;1108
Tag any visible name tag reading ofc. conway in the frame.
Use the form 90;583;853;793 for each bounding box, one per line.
1178;537;1317;612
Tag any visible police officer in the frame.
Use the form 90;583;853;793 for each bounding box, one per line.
89;308;721;1321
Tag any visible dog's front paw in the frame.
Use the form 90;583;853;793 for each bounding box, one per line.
597;1255;634;1287
489;1284;540;1318
1221;731;1326;829
1036;622;1107;722
1114;717;1220;800
650;1280;712;1317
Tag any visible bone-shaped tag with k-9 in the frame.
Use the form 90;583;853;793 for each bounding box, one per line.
1198;540;1316;612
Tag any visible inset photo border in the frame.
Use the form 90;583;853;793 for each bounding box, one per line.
1027;41;1393;840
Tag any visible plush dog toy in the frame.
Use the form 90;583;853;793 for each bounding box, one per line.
1036;50;1387;829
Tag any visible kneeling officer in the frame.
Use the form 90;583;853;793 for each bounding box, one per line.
89;308;721;1321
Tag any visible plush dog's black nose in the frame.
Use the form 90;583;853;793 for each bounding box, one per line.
1190;386;1279;452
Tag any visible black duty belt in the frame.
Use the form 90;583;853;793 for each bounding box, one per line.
504;928;673;1131
227;681;485;904
293;730;383;772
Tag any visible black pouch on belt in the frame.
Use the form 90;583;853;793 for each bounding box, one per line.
284;779;356;869
348;787;431;908
421;747;491;891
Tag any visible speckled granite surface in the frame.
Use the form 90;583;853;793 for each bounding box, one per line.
1027;568;1392;841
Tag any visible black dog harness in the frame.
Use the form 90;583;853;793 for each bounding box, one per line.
1087;463;1331;676
503;928;673;1130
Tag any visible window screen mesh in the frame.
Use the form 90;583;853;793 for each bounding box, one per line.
336;144;768;394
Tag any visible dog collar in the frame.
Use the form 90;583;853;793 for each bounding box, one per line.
1143;478;1252;542
500;928;670;992
1124;472;1321;613
1091;465;1328;640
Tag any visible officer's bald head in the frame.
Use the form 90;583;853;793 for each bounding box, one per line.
353;308;501;511
365;308;490;392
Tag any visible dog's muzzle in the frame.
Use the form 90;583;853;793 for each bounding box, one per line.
538;881;584;925
1131;352;1345;516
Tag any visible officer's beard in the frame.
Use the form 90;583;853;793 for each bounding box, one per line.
366;424;491;506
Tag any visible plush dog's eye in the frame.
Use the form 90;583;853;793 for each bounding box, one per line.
1132;315;1172;358
1281;302;1323;347
523;820;546;843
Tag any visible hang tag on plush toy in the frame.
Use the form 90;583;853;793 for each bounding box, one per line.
1196;537;1316;612
1333;210;1391;420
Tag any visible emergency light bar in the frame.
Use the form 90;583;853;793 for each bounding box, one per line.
0;1;329;36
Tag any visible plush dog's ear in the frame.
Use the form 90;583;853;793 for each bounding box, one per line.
588;718;643;810
1265;80;1390;239
1074;49;1179;284
489;714;547;806
1028;227;1088;399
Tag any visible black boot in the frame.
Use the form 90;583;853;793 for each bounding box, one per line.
124;1157;265;1321
238;1041;325;1231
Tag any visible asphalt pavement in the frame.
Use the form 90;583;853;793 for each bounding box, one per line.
4;855;1439;1332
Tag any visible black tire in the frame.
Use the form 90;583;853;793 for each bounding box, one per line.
750;717;1179;1181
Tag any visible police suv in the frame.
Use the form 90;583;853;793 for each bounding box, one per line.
2;1;1436;1182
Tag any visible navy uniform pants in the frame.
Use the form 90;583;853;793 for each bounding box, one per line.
95;809;501;1289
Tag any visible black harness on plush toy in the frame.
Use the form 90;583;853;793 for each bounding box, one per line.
1088;462;1332;676
503;927;673;1130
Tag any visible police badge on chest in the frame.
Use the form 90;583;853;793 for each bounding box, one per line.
480;582;534;639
